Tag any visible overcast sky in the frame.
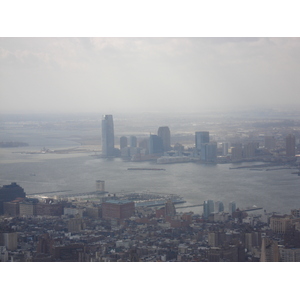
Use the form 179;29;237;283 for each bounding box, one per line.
1;37;300;115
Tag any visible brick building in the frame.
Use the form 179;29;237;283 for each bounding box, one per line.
3;201;20;216
102;200;134;220
19;202;36;216
269;215;292;234
36;203;63;216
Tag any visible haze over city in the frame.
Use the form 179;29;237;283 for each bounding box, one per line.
1;37;300;115
1;0;300;298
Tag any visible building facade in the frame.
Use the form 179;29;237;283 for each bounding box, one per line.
269;215;292;234
201;143;217;162
102;115;115;157
222;143;229;156
286;134;296;157
203;200;214;219
157;126;171;152
279;247;300;262
120;136;128;149
260;237;279;262
149;134;164;155
228;201;236;215
102;200;135;220
195;131;209;150
0;182;26;214
129;136;137;148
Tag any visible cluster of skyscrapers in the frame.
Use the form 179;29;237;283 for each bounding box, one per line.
195;131;217;162
101;115;297;162
101;115;171;158
203;199;236;219
101;114;214;160
149;126;171;154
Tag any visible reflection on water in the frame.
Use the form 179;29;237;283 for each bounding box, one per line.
1;127;299;215
0;154;299;215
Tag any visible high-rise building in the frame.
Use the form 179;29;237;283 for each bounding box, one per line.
286;134;296;157
222;143;229;156
245;232;262;252
0;182;26;215
279;247;300;262
149;134;164;155
201;143;217;162
230;146;243;160
260;237;279;262
158;126;171;151
195;131;209;150
130;136;137;148
36;233;53;255
2;232;18;251
203;200;214;219
139;138;149;150
214;201;224;213
165;200;176;217
269;215;292;234
208;231;225;247
3;201;20;216
102;200;135;220
120;136;128;149
19;202;36;216
243;142;257;158
101;115;115;157
35;203;63;216
228;201;236;215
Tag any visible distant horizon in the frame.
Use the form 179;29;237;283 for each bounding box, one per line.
1;105;300;120
1;38;300;115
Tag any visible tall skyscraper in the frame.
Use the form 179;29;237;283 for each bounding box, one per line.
214;201;224;213
286;134;296;157
158;126;171;151
149;134;164;155
203;200;214;219
222;142;229;156
120;136;128;149
243;142;257;158
201;142;217;162
195;131;209;150
130;136;137;148
228;201;236;215
231;146;243;160
101;115;115;157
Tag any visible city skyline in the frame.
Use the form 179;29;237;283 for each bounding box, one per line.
1;2;299;298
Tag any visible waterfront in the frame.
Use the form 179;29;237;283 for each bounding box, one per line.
0;151;299;215
1;120;300;216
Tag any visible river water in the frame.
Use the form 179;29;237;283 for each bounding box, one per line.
0;127;299;215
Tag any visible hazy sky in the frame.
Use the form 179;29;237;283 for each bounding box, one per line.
1;37;300;114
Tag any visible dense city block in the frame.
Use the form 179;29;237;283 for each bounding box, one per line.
1;181;300;262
